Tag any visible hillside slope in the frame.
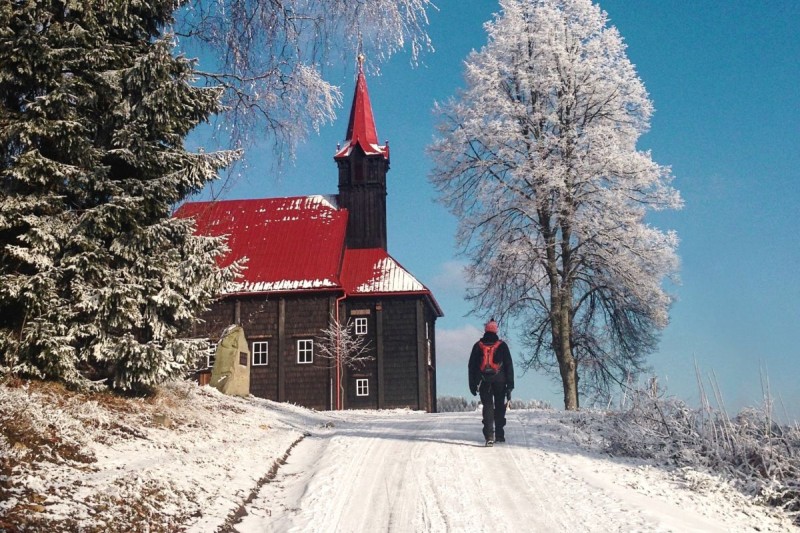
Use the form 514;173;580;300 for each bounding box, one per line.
1;381;795;532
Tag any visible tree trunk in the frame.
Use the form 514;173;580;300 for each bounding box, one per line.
547;282;579;410
558;207;578;410
543;219;579;411
553;301;579;410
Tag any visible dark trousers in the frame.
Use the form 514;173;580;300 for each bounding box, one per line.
479;381;508;440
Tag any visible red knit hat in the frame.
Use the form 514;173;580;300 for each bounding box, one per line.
485;319;498;333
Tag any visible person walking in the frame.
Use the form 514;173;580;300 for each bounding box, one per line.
468;318;514;446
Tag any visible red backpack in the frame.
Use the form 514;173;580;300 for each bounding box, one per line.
479;340;503;377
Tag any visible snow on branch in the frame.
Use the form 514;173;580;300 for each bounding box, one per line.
428;0;682;409
582;378;800;525
174;0;434;158
315;312;373;370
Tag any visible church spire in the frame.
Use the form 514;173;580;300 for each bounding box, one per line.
334;54;390;251
334;54;389;160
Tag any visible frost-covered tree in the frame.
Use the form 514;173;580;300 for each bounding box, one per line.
0;0;433;391
429;0;682;409
0;0;240;390
175;0;434;158
316;313;372;409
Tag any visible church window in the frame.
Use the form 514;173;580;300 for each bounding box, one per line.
297;339;313;364
252;341;268;366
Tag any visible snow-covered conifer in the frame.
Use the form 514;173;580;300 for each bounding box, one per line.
429;0;682;409
0;0;239;390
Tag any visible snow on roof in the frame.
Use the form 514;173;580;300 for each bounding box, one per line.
343;249;425;293
227;278;338;294
173;196;346;294
342;248;443;316
174;197;441;314
333;142;389;159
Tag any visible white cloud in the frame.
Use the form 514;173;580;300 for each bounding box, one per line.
429;260;468;293
436;323;483;364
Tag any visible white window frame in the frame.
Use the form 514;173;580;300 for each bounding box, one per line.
252;341;268;366
354;317;368;336
356;378;369;397
297;339;314;364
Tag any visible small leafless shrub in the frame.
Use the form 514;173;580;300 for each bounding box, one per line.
508;398;552;410
437;396;479;412
437;396;552;413
595;378;800;525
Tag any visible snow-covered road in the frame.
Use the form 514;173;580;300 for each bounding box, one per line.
231;409;789;532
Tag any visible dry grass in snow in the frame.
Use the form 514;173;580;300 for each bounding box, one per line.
1;378;798;532
0;378;321;532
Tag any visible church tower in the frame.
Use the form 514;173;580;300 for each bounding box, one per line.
334;55;390;250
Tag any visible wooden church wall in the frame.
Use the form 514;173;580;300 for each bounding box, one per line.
381;297;423;409
282;294;332;410
423;302;438;413
194;292;436;412
193;299;235;341
240;297;279;403
344;300;379;410
196;293;332;409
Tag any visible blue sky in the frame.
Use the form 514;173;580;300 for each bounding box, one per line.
190;1;800;420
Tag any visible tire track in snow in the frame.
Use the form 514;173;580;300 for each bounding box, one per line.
299;423;386;531
249;411;619;532
233;409;794;532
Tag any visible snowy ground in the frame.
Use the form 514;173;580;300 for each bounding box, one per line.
1;381;796;532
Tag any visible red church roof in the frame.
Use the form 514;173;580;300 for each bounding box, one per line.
342;248;427;295
334;59;389;160
174;196;442;315
174;196;346;293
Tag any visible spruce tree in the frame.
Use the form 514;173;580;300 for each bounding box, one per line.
0;0;238;390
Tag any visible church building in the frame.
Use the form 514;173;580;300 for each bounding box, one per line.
175;62;442;412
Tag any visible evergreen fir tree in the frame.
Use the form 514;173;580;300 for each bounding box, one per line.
0;0;239;390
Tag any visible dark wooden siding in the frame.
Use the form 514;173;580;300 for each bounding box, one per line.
337;147;388;250
425;303;438;413
194;292;437;412
192;299;236;340
248;337;277;400
283;295;332;410
381;298;420;409
345;302;378;409
240;297;279;400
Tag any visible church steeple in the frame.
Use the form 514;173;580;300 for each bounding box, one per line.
335;54;390;162
335;55;390;250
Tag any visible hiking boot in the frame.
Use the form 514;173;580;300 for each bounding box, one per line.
485;438;494;447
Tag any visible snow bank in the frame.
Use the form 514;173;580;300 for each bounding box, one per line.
0;380;322;532
2;380;797;532
567;389;800;527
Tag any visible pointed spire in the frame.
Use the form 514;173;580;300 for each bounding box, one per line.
335;54;389;160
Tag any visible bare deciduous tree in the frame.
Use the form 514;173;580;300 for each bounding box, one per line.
174;0;434;161
316;313;373;409
429;0;682;409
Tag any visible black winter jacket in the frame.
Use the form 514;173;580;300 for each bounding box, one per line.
468;332;514;394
